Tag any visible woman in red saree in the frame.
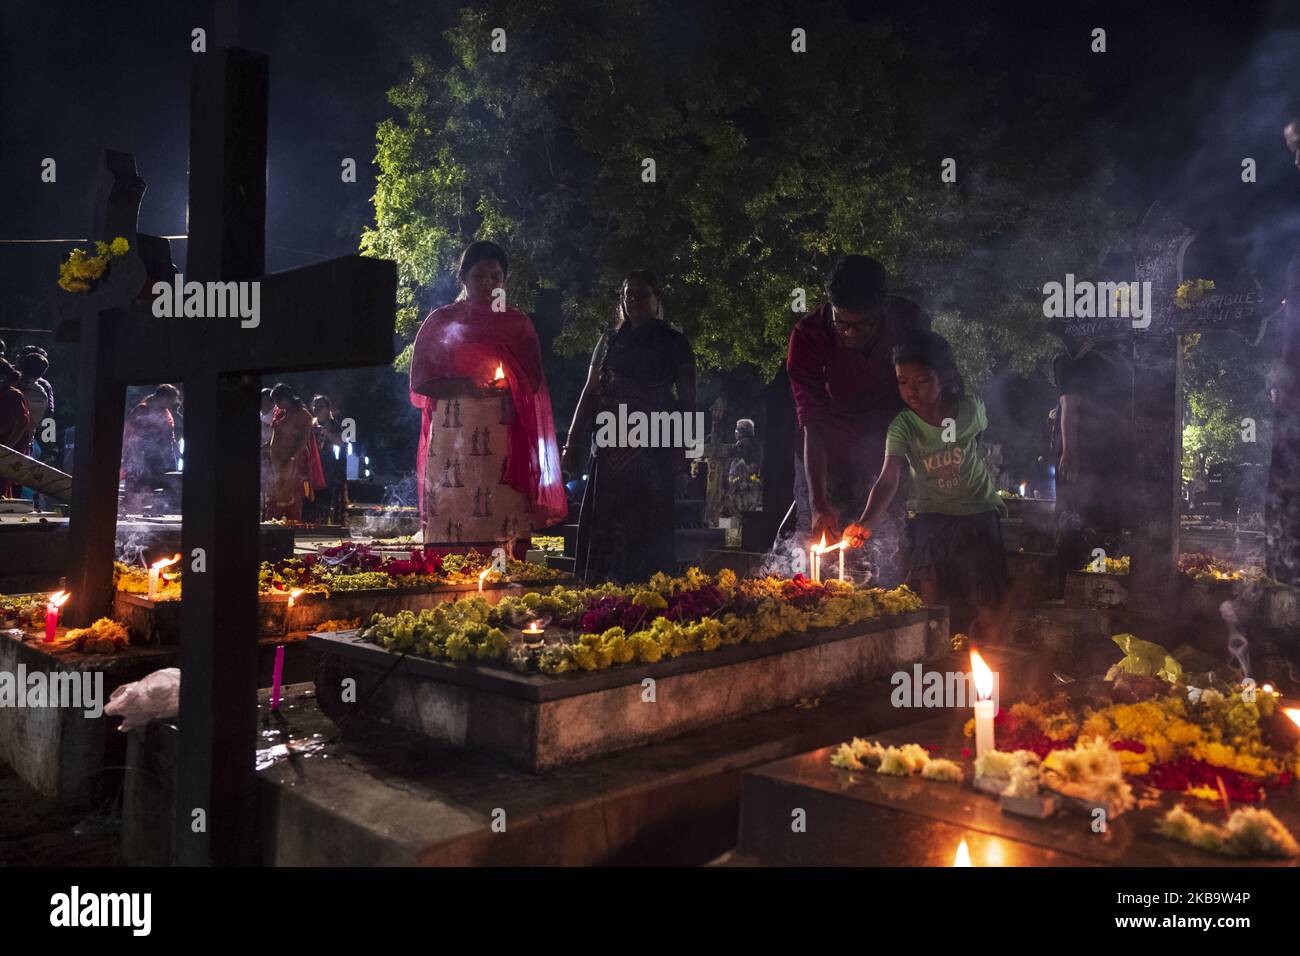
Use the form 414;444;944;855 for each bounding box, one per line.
264;383;325;521
409;241;566;552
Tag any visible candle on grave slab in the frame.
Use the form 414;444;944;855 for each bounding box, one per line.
147;553;181;601
521;620;545;637
44;590;70;643
970;647;996;758
270;645;285;711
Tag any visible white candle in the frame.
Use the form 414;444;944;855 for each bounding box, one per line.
478;568;490;592
839;545;845;582
970;648;996;758
147;567;160;601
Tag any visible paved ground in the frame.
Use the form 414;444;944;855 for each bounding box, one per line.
0;762;118;867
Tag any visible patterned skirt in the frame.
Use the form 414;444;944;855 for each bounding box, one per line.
422;392;531;547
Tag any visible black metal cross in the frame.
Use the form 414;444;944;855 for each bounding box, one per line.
57;48;396;864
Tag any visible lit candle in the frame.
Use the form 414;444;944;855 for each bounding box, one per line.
522;620;545;637
1285;708;1300;730
970;647;996;758
809;533;827;582
288;588;304;608
44;590;70;643
271;644;285;711
493;363;506;388
952;838;972;867
478;568;490;592
147;553;181;601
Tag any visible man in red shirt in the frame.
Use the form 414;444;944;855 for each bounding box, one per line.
786;255;930;584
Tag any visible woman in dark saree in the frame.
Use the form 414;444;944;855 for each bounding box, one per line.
562;271;696;584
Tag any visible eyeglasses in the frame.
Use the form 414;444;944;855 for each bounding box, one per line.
832;316;878;333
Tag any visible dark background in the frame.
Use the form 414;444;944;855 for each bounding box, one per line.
3;0;1299;482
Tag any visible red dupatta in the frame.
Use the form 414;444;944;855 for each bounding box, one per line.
409;300;567;527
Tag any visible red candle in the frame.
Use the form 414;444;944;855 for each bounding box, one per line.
44;590;70;643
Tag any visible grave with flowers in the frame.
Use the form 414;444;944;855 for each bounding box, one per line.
308;567;949;770
736;641;1300;866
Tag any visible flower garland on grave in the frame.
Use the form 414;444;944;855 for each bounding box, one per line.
112;546;564;600
57;237;130;293
358;568;924;675
826;651;1300;858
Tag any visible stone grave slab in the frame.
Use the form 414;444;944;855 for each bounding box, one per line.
310;606;949;771
0;629;177;806
737;709;1300;867
121;642;1048;865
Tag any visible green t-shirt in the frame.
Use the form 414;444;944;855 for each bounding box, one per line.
884;396;1005;516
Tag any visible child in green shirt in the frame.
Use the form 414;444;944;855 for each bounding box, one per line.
845;329;1007;639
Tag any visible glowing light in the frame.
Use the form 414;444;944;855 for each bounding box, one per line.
1284;708;1300;730
148;553;181;600
44;590;70;643
970;648;994;701
952;839;972;867
333;445;340;460
522;620;545;636
288;588;305;608
478;568;490;592
494;363;505;381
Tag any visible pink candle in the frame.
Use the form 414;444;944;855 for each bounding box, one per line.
44;590;70;643
271;645;285;711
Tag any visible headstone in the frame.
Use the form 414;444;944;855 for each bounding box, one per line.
55;49;396;864
1062;202;1266;614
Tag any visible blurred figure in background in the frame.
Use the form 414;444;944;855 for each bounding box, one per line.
15;347;54;502
121;384;180;514
310;394;348;525
0;358;33;498
264;383;324;522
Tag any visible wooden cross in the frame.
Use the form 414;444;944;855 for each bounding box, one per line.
1062;202;1267;613
57;49;396;864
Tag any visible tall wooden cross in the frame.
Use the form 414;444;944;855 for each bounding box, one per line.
57;49;396;864
1062;202;1267;613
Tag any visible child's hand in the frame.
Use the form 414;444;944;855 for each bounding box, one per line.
843;522;872;548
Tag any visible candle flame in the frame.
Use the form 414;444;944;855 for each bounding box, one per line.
1284;708;1300;730
151;552;182;570
952;839;972;867
815;532;827;553
288;588;305;604
47;590;71;609
494;363;505;381
970;647;994;701
479;568;491;585
1261;683;1274;695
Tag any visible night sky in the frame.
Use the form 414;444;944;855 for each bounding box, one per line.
3;0;1299;477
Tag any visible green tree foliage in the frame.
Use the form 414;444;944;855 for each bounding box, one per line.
363;0;1121;385
1181;331;1272;481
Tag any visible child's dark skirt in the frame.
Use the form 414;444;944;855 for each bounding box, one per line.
906;510;1007;607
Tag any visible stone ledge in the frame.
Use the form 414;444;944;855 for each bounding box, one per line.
312;608;950;771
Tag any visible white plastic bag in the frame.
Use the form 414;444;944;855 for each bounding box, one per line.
104;667;180;731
